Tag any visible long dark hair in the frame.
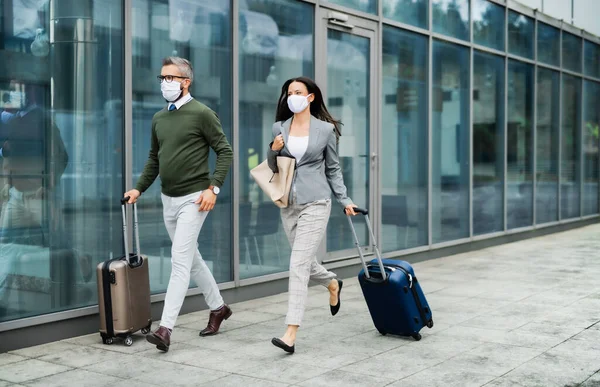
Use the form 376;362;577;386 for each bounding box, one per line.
275;77;342;139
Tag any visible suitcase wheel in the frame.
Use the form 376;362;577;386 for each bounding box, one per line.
377;329;387;336
411;333;422;341
124;336;133;346
141;327;151;334
426;320;434;329
102;337;114;345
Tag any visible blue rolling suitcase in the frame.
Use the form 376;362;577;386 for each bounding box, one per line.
347;208;433;341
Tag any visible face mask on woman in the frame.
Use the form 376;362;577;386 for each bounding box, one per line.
161;81;182;102
287;94;312;114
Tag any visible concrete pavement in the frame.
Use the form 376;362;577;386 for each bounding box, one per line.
1;223;599;386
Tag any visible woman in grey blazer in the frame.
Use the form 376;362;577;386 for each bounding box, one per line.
268;77;357;354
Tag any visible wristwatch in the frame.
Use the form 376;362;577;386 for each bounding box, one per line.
209;185;220;195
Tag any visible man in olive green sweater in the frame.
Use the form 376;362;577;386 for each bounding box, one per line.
124;57;233;352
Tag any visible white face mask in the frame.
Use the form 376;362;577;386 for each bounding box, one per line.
287;94;312;114
161;81;182;102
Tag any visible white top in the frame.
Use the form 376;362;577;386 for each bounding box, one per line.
287;135;309;162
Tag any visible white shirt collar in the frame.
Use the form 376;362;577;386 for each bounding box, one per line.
169;93;193;110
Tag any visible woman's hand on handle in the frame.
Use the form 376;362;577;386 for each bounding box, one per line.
344;204;358;216
271;134;284;151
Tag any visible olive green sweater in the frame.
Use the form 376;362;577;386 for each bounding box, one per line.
135;99;233;197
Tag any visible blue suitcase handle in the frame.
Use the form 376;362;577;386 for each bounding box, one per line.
346;209;387;281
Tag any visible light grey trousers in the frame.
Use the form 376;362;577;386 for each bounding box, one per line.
281;198;337;326
160;191;224;330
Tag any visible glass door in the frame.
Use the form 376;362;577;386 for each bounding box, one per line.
316;9;379;261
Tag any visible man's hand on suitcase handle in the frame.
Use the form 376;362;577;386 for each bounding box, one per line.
123;189;141;204
344;204;364;216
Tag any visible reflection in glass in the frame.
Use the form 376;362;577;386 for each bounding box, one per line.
239;0;314;279
561;75;582;219
507;60;534;229
537;22;560;67
536;69;560;224
383;0;428;29
381;26;428;252
326;30;371;253
508;11;534;59
473;0;505;51
473;52;504;235
132;0;233;289
583;81;600;215
562;33;582;73
584;41;600;79
432;41;470;243
432;0;470;41
327;0;377;14
0;0;123;322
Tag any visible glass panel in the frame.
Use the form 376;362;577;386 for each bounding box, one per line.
383;0;428;29
561;75;582;219
536;68;560;224
326;0;377;14
473;51;504;235
562;32;582;73
583;81;600;215
584;41;600;79
381;26;428;252
508;11;534;60
326;30;371;253
132;0;233;290
507;60;534;229
473;0;505;51
537;22;560;67
0;1;123;322
432;0;470;41
238;0;313;279
432;40;470;243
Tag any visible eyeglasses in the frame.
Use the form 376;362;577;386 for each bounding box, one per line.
157;75;189;83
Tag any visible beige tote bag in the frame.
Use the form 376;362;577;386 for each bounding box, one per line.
250;156;296;208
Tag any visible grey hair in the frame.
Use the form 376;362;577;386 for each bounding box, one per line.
162;56;194;83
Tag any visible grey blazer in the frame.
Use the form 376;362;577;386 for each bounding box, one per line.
267;116;353;207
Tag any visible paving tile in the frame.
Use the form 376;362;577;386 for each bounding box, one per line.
388;362;497;387
580;371;600;387
38;345;129;368
499;351;597;387
0;354;27;366
11;342;81;359
0;359;71;384
179;350;264;373
24;369;122;387
83;356;173;380
439;342;544;377
198;374;288;387
131;362;229;386
297;369;395;386
239;360;330;384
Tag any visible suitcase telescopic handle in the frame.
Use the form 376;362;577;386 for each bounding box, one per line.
346;208;387;281
120;197;142;266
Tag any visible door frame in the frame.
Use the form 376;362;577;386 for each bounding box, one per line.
315;7;380;263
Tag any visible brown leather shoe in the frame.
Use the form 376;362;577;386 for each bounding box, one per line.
199;304;232;336
146;326;171;352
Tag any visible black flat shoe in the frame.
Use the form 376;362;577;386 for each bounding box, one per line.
330;279;343;316
271;338;295;354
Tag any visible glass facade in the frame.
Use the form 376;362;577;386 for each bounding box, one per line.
2;0;600;331
473;51;504;235
238;0;313;279
432;40;470;243
536;68;560;224
507;60;534;229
